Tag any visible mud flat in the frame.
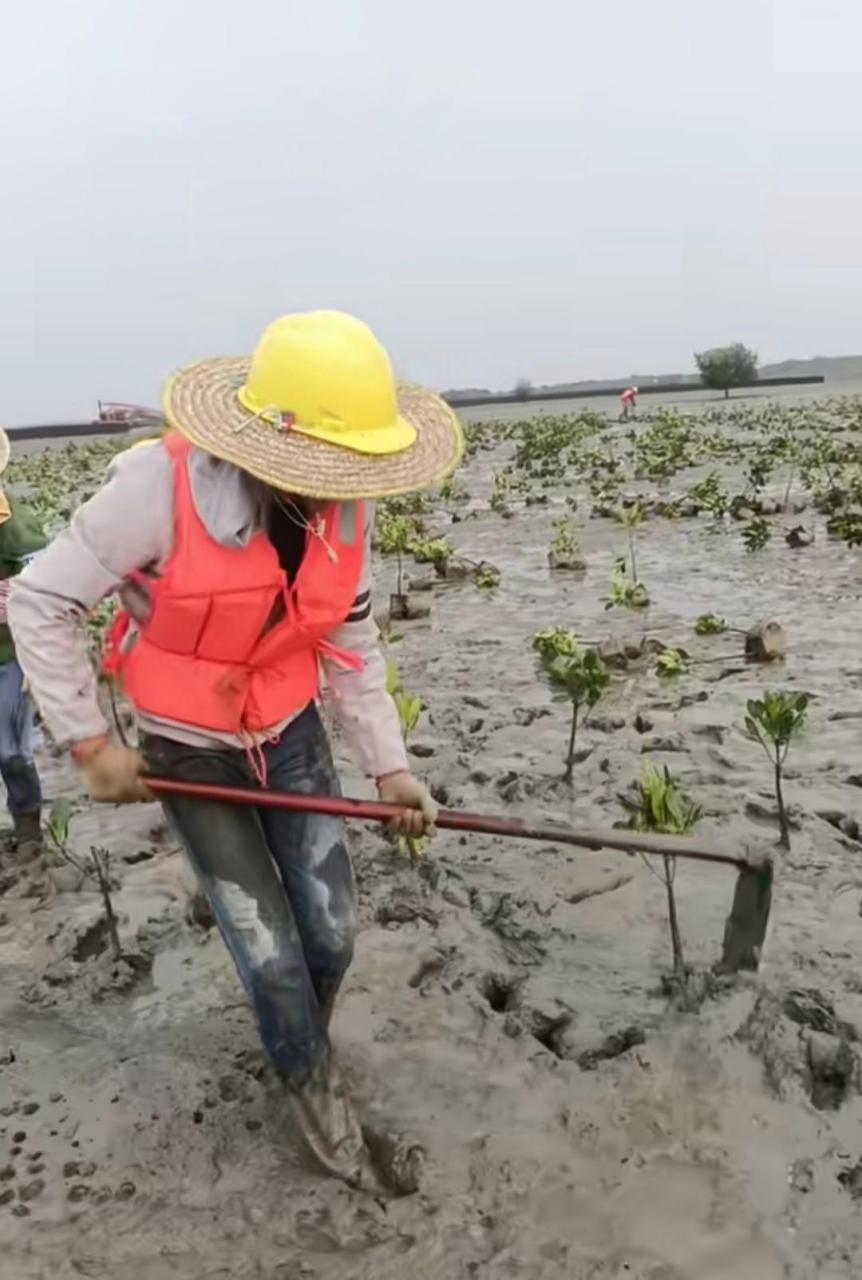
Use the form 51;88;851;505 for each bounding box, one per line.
3;397;862;1277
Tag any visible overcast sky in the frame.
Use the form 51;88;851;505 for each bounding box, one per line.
0;0;859;423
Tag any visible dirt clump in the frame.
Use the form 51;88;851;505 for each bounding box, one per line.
745;618;786;662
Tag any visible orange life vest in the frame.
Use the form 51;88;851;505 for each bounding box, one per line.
108;434;365;734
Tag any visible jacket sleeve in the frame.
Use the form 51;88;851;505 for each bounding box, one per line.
0;503;47;622
8;443;173;747
321;504;410;779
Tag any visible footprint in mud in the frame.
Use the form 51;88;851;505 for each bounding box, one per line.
477;972;576;1058
0;1083;137;1220
838;1157;862;1200
738;987;860;1110
63;1159;135;1207
478;971;521;1014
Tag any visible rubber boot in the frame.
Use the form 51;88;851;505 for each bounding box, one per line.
286;1056;383;1194
13;811;43;861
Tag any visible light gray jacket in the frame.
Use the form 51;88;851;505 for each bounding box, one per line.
8;441;408;779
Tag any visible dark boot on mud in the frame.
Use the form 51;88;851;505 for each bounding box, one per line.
13;811;43;861
361;1121;425;1197
287;1056;384;1194
287;1059;426;1197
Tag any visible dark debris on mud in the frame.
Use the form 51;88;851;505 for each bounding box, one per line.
737;987;861;1111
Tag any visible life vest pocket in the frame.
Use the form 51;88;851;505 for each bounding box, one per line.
195;588;278;663
144;594;211;656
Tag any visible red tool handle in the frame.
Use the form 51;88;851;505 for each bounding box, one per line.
146;776;758;871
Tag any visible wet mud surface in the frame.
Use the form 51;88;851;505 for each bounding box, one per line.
4;398;862;1277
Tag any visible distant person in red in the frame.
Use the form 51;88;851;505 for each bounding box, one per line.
619;386;639;421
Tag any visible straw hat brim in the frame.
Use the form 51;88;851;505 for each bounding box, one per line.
163;357;464;500
0;429;10;475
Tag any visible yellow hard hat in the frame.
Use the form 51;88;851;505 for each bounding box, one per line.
237;311;416;456
162;310;464;499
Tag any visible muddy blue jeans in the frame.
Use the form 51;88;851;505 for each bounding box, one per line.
0;659;42;817
142;704;356;1085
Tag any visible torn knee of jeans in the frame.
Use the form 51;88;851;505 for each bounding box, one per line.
304;909;357;975
213;878;280;968
306;818;347;870
303;879;356;956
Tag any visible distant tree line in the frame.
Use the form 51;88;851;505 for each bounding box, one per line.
486;343;761;404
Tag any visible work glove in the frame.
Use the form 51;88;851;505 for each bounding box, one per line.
377;770;438;839
72;735;154;804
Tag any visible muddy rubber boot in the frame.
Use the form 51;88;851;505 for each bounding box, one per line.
13;811;43;861
287;1057;383;1194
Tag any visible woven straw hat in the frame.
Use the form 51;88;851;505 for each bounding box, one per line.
0;428;10;475
162;311;464;500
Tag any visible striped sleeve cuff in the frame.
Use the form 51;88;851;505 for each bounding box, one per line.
345;588;371;623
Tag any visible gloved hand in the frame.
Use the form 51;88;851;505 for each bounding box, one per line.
73;735;154;803
377;770;438;838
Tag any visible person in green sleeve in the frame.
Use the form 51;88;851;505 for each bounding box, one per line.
0;427;46;857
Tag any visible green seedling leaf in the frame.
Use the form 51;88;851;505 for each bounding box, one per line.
656;648;688;678
48;796;73;851
694;612;728;635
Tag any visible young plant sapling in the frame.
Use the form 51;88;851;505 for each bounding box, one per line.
532;626;579;662
745;691;809;850
548;517;586;571
533;629;609;783
655;648;688;679
694;612;728;635
827;511;862;547
604;558;650;611
378;513;415;614
687;473;728;519
620;501;644;583
634;764;702;980
48;798;122;959
385;662;427;862
475;563;501;590
490;470;512;515
741;517;771;554
386;661;423;743
412;536;454;568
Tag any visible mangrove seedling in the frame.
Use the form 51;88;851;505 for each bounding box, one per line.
384;662;427;863
412;536;454;570
378;513;415;599
475;562;501;590
386;661;423;743
827;510;862;547
548;517;585;571
634;763;702;979
741;516;771;554
745;690;809;850
534;632;609;783
745;452;774;498
604;558;650;611
619;501;645;583
48;798;122;959
533;626;579;663
437;475;462;503
656;648;688;679
694;612;728;635
490;470;513;515
687;472;728;518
